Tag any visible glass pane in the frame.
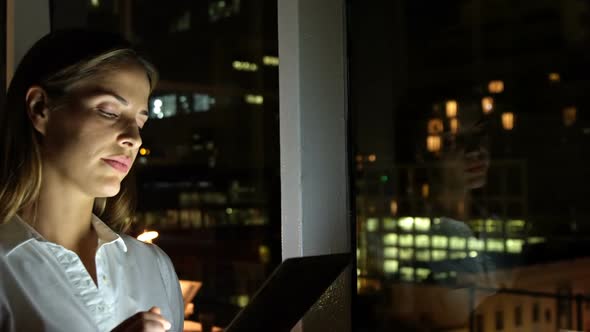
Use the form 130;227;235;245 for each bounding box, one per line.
351;1;590;331
54;0;280;328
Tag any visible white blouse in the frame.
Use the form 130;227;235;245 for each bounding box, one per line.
0;214;184;332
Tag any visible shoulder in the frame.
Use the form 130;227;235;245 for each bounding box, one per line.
119;234;174;268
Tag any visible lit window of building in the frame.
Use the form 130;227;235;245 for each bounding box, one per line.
415;268;430;281
432;235;448;248
486;219;502;233
487;239;505;252
383;218;396;230
383;260;399;273
399;234;414;247
427;118;444;134
262;55;279;66
450;236;466;250
482;96;494;114
384;247;398;258
232;60;259;71
506;239;524;253
414;217;430;231
383;233;398;246
415;250;430;262
400;267;414;281
488;80;505;93
193;93;216;112
366;218;378;232
398;217;414;231
450;251;467;259
431;250;447;261
415;235;429;248
502;112;515;130
245;94;264;105
445;100;458;117
548;72;560;82
468;237;485;251
563;106;577;127
426;135;442;152
399;248;413;260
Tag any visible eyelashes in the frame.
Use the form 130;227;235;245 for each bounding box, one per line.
97;108;145;130
97;108;119;119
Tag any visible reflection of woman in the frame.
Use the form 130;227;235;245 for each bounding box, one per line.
0;30;183;331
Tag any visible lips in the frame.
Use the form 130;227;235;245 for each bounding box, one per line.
102;156;131;173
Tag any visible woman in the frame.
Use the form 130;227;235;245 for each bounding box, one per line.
0;29;184;331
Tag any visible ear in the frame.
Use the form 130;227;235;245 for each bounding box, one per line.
25;86;51;136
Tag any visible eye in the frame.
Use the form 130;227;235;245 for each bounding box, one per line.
97;108;119;119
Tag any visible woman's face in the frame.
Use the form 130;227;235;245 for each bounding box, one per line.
41;64;150;198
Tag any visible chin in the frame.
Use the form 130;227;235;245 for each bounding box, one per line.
96;183;122;197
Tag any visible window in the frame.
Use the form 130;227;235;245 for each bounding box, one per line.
52;0;280;325
533;302;540;322
476;313;484;332
514;305;522;327
495;311;504;331
351;1;590;331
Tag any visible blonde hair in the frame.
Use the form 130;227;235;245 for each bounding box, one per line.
0;47;158;232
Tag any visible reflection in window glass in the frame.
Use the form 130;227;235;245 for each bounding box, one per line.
352;0;590;330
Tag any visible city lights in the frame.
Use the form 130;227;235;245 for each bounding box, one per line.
244;94;264;105
445;100;458;118
232;60;258;71
481;96;494;114
450;118;459;134
427;118;444;134
368;154;377;162
262;55;279;66
548;72;560;82
563;106;577;127
501;112;515;130
488;80;504;93
426;135;442;152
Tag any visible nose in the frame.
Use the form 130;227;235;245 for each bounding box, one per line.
118;122;142;149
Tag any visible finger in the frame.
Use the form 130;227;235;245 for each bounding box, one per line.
141;310;172;330
126;317;169;332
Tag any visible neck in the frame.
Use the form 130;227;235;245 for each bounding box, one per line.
19;172;96;252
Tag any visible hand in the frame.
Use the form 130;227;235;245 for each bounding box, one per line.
111;306;172;332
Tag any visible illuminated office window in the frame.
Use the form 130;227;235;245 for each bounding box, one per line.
506;239;524;253
398;217;414;231
415;268;431;281
383;233;398;246
399;234;414;247
399;248;413;260
384;247;398;258
450;251;467;259
432;235;448;248
450;236;466;250
486;219;502;233
414;217;430;231
415;235;429;248
487;239;505;252
431;250;447;261
383;218;396;230
366;218;378;232
193;93;215;112
400;267;414;281
383;260;399;274
415;250;430;262
468;237;485;251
